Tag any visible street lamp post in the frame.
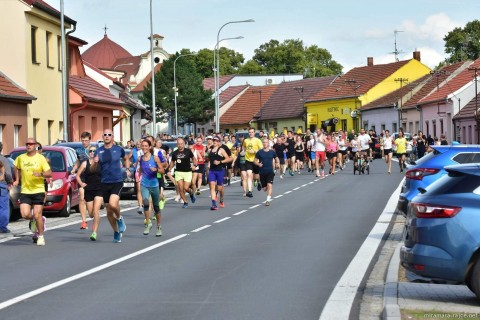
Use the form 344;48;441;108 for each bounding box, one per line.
149;0;156;137
173;52;197;136
214;19;254;133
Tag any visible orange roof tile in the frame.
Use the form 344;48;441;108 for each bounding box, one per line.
0;71;35;102
257;76;336;120
219;85;249;107
82;34;132;69
221;85;278;125
416;59;480;105
69;75;123;105
131;63;162;93
308;60;410;102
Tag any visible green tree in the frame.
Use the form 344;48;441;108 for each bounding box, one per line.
140;52;214;127
192;48;245;79
444;20;480;63
249;39;343;77
238;59;265;74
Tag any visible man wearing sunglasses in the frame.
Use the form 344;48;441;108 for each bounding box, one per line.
13;138;52;246
92;129;131;243
70;131;92;230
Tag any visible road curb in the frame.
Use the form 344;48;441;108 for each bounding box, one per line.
382;243;402;320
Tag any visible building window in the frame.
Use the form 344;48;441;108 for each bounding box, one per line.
415;121;419;134
46;31;53;68
33;118;40;139
440;119;444;135
425;121;429;136
381;124;385;132
392;123;397;133
14;125;20;148
59;121;64;140
371;125;375;133
341;119;347;132
31;26;39;64
57;36;62;71
48;120;54;145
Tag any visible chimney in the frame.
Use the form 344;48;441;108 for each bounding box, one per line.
367;57;374;66
413;51;421;61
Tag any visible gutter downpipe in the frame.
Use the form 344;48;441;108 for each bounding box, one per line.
69;98;89;141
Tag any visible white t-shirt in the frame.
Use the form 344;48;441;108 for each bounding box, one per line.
383;137;393;149
358;133;371;151
315;134;326;152
351;139;359;152
338;138;347;151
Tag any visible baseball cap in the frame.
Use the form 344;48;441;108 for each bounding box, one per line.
206;135;213;139
213;136;221;141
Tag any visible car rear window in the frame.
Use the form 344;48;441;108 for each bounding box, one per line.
452;152;480;164
425;171;480;195
10;150;66;172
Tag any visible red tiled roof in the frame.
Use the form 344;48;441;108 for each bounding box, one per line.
221;85;278;125
416;59;480;105
24;0;76;24
106;56;142;86
219;85;249;107
362;74;431;110
402;62;466;108
130;63;162;93
69;75;123;105
308;60;410;102
82;34;133;69
257;76;336;120
203;75;235;91
453;93;480;120
0;71;36;102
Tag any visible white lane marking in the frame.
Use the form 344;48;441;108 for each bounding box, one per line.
233;210;247;216
284;191;292;194
319;180;403;320
0;234;188;311
191;225;211;233
308;182;314;185
249;204;260;209
301;184;308;187
213;217;231;224
274;195;283;199
314;179;320;182
293;187;300;191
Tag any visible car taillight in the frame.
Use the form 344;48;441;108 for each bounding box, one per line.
412;202;461;218
405;168;439;180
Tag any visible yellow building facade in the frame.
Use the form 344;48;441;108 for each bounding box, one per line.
306;58;431;132
0;0;74;145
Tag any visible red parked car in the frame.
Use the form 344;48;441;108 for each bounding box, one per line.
9;146;80;217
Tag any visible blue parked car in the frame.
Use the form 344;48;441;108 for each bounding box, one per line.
400;164;480;298
396;144;480;216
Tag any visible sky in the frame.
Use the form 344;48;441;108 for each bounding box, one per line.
54;0;480;73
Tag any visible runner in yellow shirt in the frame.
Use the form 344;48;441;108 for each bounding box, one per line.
13;137;52;246
242;128;263;198
394;131;408;173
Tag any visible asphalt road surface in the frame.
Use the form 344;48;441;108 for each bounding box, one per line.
0;160;403;320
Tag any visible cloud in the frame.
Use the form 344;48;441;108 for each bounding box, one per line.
400;13;459;42
364;29;390;39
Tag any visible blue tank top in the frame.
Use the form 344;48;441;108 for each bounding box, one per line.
140;155;159;188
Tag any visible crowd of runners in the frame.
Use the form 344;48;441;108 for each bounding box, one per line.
6;126;433;246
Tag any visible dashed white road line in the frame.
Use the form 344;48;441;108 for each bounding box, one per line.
293;187;300;191
191;225;211;233
0;233;188;311
213;217;231;224
284;191;292;194
314;179;320;182
233;210;248;216
308;181;314;185
274;195;283;199
249;204;260;209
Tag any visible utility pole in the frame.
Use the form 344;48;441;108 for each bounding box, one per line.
395;78;408;130
345;79;360;130
469;67;480;143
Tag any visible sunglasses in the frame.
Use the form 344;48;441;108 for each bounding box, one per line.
26;143;36;146
103;133;112;137
89;149;96;153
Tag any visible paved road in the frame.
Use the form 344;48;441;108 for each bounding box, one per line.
0;160;403;320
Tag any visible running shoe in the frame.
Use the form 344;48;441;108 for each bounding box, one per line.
280;174;284;180
117;216;126;233
137;206;143;215
143;220;153;235
113;231;121;243
36;235;45;246
321;170;325;177
190;193;196;204
210;205;218;211
219;200;225;208
80;220;88;229
174;195;180;202
29;219;37;233
32;232;38;243
90;232;97;241
159;197;166;210
246;191;253;198
289;169;294;176
265;201;270;206
315;170;320;177
195;189;201;196
156;226;162;237
182;203;188;209
253;180;258;188
257;181;262;191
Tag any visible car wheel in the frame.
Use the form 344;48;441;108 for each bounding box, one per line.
59;194;71;217
468;256;480;298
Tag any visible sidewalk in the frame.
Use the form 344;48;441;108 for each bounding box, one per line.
360;213;480;320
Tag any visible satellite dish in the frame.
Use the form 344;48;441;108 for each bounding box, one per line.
350;110;358;118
